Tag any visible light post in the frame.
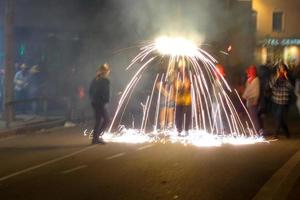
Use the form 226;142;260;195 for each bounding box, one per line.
3;0;15;127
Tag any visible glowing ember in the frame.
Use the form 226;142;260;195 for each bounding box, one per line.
103;128;152;144
100;129;267;147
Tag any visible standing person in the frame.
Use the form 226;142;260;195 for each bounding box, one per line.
77;85;88;124
28;65;43;114
242;65;262;135
14;63;30;100
295;77;300;116
0;69;5;112
157;70;176;131
174;59;191;136
89;63;111;144
65;66;78;124
269;63;294;138
14;63;30;113
257;62;272;120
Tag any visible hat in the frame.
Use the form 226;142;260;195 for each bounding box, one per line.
246;65;257;77
30;65;40;73
215;64;225;77
20;63;28;70
98;63;110;74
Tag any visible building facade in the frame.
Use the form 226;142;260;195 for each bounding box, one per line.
253;0;300;67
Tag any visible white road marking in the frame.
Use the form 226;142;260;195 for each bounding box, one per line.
0;145;96;182
105;153;126;160
137;144;154;151
253;147;300;200
61;165;87;174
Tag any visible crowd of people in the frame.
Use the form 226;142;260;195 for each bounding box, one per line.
1;63;87;119
242;62;299;139
88;60;300;144
13;63;43;114
0;63;44;114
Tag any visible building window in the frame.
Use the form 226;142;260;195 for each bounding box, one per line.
272;11;283;32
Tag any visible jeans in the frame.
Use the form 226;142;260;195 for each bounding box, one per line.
247;105;261;132
273;103;290;137
92;103;110;140
175;105;191;133
297;100;300;116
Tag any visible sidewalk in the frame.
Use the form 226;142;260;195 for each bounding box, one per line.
288;176;300;199
0;114;66;138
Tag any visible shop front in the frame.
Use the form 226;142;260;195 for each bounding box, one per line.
256;38;300;68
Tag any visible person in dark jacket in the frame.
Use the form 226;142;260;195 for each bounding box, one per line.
89;63;110;144
269;63;293;138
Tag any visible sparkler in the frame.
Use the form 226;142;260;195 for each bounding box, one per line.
102;36;265;147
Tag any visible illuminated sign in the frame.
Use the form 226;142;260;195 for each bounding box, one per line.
261;38;300;46
262;38;300;46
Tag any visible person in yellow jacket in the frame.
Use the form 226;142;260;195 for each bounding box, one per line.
174;58;192;135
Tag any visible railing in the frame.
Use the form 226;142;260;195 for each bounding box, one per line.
5;97;48;127
4;96;89;128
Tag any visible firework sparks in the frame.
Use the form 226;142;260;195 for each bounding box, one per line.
102;35;266;147
100;129;267;147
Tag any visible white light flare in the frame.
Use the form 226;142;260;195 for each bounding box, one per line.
155;36;199;57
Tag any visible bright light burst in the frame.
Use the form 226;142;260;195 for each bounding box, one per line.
155;36;199;56
100;35;267;147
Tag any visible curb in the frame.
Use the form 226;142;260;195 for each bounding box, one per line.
0;119;66;139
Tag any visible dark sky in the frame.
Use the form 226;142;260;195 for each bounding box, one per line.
0;0;249;64
0;0;253;84
0;0;111;30
0;0;246;43
15;0;98;31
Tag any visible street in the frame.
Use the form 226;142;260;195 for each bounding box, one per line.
0;127;300;200
1;0;300;199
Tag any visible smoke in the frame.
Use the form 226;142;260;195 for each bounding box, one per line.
3;0;253;117
79;0;232;85
116;0;208;43
80;0;217;120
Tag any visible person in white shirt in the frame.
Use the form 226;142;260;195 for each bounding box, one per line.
242;65;262;135
295;78;300;116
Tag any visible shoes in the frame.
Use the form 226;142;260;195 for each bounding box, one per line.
269;135;278;140
184;131;189;136
91;138;106;145
98;138;106;144
177;131;183;137
177;131;189;137
64;121;76;127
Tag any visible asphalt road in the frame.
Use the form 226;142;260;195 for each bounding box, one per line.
0;127;300;200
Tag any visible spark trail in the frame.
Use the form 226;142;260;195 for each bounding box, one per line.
104;36;264;147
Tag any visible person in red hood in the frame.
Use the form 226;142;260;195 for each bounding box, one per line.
242;65;263;135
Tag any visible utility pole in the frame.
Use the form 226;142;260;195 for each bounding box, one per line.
4;0;15;127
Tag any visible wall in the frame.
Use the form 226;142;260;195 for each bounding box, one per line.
253;0;300;38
